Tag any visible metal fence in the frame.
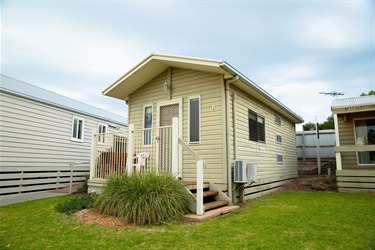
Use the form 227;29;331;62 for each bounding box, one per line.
296;130;336;160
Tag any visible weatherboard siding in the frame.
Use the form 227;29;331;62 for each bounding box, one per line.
129;70;169;128
229;85;298;199
128;68;225;183
173;68;224;183
0;92;122;197
337;112;375;170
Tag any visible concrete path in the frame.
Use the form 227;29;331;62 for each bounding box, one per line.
0;192;67;206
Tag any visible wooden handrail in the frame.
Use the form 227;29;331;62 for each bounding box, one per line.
178;138;208;170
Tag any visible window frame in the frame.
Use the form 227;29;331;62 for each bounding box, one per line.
248;109;266;143
143;104;153;146
276;133;283;144
97;123;108;144
275;114;282;126
276;153;284;164
188;96;201;144
71;116;85;142
354;117;375;165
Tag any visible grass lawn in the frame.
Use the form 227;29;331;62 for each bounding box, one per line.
1;191;374;249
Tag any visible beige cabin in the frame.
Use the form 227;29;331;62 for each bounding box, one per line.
332;96;375;193
93;54;303;204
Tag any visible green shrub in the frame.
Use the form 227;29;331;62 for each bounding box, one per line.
55;194;96;215
77;175;89;193
94;172;190;225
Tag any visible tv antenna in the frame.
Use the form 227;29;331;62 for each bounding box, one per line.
319;91;345;98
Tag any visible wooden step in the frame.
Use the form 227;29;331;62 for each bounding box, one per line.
184;206;240;222
204;200;228;211
193;190;218;197
184;181;209;190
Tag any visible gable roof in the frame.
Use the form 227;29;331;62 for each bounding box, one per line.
0;75;126;126
331;95;375;114
103;54;303;124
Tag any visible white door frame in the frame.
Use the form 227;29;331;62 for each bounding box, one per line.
156;99;183;177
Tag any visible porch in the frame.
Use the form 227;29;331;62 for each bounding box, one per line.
88;118;238;217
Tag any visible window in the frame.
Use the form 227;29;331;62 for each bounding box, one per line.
189;96;200;143
144;106;153;145
71;116;84;142
275;114;282;125
98;123;107;144
276;134;283;144
355;118;375;164
248;110;265;142
277;154;284;163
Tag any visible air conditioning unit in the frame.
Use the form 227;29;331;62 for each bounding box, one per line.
234;160;257;183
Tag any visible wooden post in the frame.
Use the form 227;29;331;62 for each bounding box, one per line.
127;124;135;175
69;163;73;194
196;160;204;216
302;132;306;162
333;113;342;171
89;129;96;179
172;117;179;178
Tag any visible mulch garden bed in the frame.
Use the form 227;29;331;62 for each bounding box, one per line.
281;175;337;192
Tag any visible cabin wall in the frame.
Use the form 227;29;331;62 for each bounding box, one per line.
0;92;123;199
128;68;225;185
173;68;224;185
335;111;375;193
229;85;298;200
337;112;375;170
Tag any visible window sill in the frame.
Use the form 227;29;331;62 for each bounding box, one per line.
71;138;84;143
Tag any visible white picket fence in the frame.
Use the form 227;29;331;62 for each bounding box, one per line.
0;161;90;199
90;126;175;179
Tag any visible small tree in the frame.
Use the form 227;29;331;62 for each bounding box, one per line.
303;122;316;131
360;90;375;96
303;115;335;131
319;115;334;130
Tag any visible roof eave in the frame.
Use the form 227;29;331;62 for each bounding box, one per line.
102;54;229;100
331;105;375;114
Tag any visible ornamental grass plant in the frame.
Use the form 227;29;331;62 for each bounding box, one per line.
94;172;190;225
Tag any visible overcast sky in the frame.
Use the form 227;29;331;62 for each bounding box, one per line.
1;0;374;130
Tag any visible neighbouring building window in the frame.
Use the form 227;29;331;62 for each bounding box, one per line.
71;116;84;142
189;96;200;143
275;114;282;125
144;106;153;145
276;134;283;144
98;123;107;144
277;154;284;163
355;118;375;164
248;110;265;143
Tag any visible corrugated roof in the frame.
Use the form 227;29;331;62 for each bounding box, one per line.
331;95;375;110
0;75;126;126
